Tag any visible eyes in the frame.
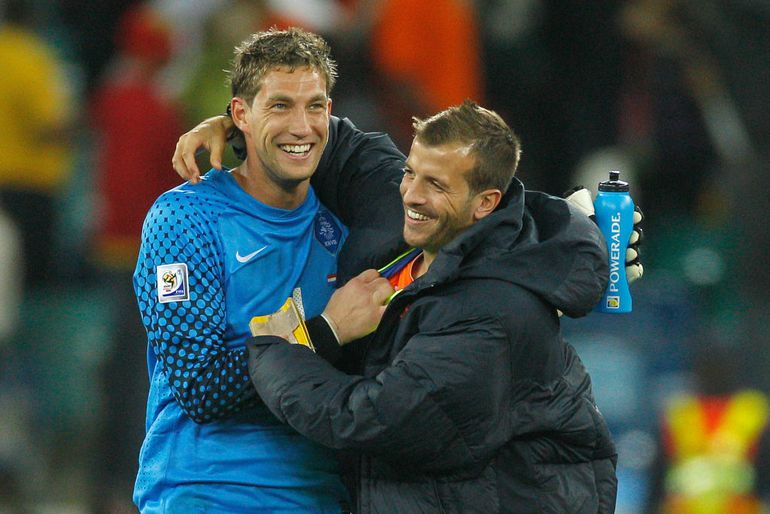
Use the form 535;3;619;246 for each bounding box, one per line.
402;167;447;192
270;101;326;112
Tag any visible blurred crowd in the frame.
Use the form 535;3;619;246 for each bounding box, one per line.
0;0;768;512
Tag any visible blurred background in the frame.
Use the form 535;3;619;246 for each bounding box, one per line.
0;0;768;512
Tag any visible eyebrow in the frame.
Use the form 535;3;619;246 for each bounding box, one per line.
266;93;328;104
404;164;450;189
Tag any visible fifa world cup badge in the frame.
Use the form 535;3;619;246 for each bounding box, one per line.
157;263;190;303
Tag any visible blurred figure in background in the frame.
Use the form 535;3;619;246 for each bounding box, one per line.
477;0;626;196
333;0;484;150
619;0;722;225
88;3;183;511
648;345;770;513
0;0;74;289
178;0;276;172
60;0;138;96
0;206;21;367
0;204;25;512
0;0;77;508
619;0;770;390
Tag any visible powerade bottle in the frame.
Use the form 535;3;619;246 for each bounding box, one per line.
594;171;634;313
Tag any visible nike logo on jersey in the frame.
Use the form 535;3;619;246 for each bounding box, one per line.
236;245;268;263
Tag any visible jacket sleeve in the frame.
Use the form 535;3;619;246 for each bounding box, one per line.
311;116;409;283
135;193;258;423
246;314;512;473
523;190;610;317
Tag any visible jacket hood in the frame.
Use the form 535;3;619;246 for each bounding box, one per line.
422;178;609;318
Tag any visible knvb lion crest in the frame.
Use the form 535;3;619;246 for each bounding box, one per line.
314;210;342;255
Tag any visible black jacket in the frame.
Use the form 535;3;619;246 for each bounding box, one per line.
310;116;410;283
248;132;618;513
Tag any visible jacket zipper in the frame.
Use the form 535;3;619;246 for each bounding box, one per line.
431;479;447;514
361;280;439;373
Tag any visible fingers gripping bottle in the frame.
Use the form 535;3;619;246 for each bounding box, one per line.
594;171;634;313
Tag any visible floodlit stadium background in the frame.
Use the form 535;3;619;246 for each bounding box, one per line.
1;1;768;512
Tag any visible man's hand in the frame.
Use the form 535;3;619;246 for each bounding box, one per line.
172;115;234;184
564;186;644;284
322;269;395;345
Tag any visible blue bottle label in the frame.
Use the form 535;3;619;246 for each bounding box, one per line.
606;212;624;306
594;191;634;313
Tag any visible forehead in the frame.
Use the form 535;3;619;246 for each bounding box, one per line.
406;139;475;179
257;66;328;97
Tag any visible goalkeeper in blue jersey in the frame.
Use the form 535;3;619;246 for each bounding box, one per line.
133;28;402;513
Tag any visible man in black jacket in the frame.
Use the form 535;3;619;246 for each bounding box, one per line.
245;101;618;513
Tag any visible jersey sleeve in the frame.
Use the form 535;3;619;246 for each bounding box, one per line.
134;192;258;423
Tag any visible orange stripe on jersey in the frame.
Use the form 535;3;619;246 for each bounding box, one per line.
388;254;421;291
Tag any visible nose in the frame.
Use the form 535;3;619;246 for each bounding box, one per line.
400;177;425;206
288;107;311;137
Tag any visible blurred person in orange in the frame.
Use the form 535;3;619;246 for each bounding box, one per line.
343;0;484;149
88;3;184;511
0;0;74;289
368;0;483;110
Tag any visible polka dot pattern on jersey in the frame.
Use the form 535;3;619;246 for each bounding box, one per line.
135;191;258;423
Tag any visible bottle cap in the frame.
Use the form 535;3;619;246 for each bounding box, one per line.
598;170;629;192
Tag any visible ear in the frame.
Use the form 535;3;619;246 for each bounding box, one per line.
472;189;502;221
327;97;333;116
230;97;250;134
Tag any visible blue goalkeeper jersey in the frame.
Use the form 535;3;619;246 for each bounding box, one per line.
133;169;349;513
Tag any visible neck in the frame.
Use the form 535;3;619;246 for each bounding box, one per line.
233;161;308;210
412;251;435;279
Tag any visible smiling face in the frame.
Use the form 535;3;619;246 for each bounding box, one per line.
232;66;331;204
400;138;482;260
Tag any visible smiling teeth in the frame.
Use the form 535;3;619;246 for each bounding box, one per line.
407;209;430;221
280;144;311;154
